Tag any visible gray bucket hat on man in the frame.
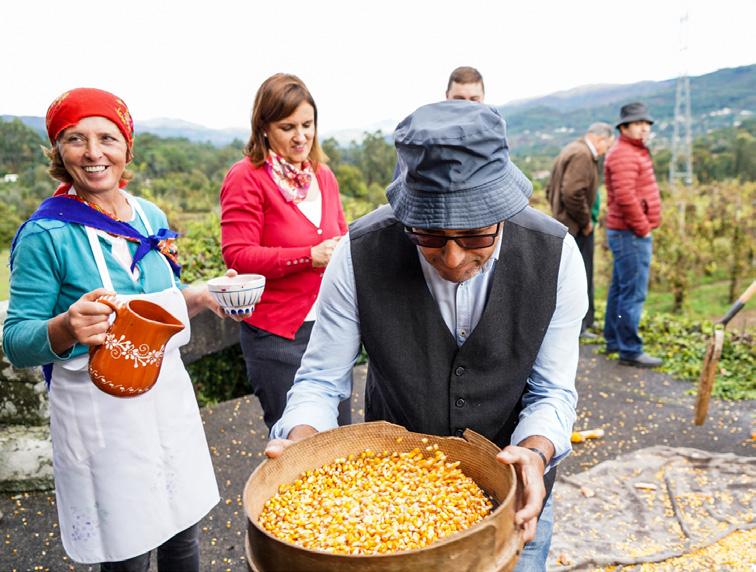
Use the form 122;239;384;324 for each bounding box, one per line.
386;100;532;229
616;102;654;128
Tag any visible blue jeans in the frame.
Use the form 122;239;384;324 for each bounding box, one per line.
603;229;653;359
513;495;554;572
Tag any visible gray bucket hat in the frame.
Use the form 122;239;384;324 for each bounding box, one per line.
616;102;654;128
386;100;532;229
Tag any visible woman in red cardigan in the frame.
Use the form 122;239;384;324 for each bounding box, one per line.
220;74;351;429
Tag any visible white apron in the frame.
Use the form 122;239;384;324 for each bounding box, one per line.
49;196;219;563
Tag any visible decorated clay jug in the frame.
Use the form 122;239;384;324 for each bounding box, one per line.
89;297;185;397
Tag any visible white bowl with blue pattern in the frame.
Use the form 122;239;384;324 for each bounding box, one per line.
207;274;266;316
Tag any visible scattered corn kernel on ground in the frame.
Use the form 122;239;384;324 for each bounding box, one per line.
258;446;492;554
2;354;753;570
548;446;754;570
597;527;755;571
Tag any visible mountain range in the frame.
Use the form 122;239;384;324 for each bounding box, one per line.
3;64;753;153
497;64;754;153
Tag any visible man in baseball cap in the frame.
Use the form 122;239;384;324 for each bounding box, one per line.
603;102;663;368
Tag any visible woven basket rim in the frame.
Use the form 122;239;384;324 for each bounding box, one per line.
243;421;518;559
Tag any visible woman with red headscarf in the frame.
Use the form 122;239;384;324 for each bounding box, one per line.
3;88;242;570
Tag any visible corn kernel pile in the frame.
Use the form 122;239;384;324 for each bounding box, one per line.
597;528;756;571
258;444;493;555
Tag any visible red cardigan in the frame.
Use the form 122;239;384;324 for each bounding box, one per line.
220;159;348;339
604;134;662;236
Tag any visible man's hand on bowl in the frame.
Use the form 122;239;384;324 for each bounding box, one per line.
264;424;319;458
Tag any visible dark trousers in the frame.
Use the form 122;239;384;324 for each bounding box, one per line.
240;321;352;431
100;523;199;572
575;231;595;332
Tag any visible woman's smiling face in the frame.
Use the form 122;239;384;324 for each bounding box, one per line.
58;116;128;196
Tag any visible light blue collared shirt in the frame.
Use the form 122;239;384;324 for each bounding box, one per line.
417;229;502;346
271;228;587;469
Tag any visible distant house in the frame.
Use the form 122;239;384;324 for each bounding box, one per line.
2;173;19;183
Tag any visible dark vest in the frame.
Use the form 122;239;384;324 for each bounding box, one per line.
350;205;567;493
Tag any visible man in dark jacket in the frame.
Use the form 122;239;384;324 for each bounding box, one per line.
603;102;663;368
546;122;614;336
267;101;587;570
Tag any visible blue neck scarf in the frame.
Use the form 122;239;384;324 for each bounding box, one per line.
10;196;181;276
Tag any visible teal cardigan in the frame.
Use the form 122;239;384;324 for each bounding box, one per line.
3;197;185;368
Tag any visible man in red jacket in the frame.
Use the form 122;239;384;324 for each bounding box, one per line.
603;102;663;368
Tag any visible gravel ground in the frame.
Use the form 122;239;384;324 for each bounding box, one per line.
1;345;752;571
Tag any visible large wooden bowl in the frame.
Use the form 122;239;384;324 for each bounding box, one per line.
243;421;523;572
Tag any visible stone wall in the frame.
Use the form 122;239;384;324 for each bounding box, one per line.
0;300;239;492
179;309;241;365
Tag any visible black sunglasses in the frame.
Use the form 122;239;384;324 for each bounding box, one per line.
404;223;501;249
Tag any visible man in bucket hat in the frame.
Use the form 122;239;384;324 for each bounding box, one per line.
603;102;663;368
267;101;587;569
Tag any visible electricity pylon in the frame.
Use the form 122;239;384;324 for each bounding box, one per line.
669;11;694;187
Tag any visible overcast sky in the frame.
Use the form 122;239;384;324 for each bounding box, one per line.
2;0;754;134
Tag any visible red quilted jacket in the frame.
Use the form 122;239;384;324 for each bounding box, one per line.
604;134;662;236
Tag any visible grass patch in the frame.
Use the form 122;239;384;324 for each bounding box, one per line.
591;241;754;399
645;278;739;321
589;302;755;400
593;238;743;322
595;278;741;323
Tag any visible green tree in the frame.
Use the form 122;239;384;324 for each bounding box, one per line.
334;164;369;199
0;119;45;175
356;131;395;187
176;212;224;284
321;137;342;169
0;199;23;248
733;130;756;181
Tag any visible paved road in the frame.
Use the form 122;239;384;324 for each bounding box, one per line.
1;345;752;571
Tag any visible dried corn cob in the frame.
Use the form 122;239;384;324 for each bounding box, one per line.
571;428;605;443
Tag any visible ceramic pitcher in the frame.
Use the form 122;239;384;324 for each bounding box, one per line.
89;297;185;397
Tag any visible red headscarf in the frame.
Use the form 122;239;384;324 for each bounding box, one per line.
46;87;134;150
46;87;135;195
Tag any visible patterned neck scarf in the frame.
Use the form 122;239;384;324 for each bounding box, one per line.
265;149;314;203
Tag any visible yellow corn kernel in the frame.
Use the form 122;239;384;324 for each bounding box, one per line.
258;445;493;555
